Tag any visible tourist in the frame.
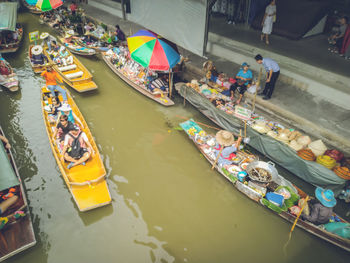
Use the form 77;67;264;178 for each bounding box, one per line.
261;0;276;45
329;16;348;53
223;62;252;104
255;54;280;100
115;25;126;41
52;114;75;146
59;46;73;66
40;32;57;52
214;130;242;167
302;187;336;225
62;124;94;169
47;96;62;123
41;67;67;103
70;1;78;15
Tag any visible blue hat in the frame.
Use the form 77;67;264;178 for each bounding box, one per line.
242;62;250;67
315;187;336;208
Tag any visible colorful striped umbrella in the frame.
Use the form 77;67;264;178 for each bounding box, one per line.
26;0;63;11
127;30;180;71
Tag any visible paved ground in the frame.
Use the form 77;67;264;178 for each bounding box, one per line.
75;1;350;154
209;14;350;78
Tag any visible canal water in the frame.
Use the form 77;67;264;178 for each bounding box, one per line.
0;12;349;263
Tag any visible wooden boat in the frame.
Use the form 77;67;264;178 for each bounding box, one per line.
43;45;98;92
28;44;50;74
0;26;23;54
0;126;36;262
21;0;43;14
40;86;111;211
180;119;350;252
0;59;19;92
58;37;96;57
102;51;174;106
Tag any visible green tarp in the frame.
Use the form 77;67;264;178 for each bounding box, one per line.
0;3;18;32
176;83;346;196
0;139;19;192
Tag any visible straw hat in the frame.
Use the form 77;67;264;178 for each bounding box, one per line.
40;32;49;39
31;45;43;55
58;104;71;112
315;187;336;208
215;130;235;146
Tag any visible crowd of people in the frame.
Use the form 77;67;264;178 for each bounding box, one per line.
328;15;350;59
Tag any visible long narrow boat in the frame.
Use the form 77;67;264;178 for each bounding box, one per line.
180;119;350;252
40;86;111;211
0;59;19;92
0;26;23;54
28;45;50;74
102;51;174;106
0;126;36;262
58;37;97;57
43;46;98;92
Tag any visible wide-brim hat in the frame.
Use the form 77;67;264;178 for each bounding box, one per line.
315;187;336;208
215;130;235;146
32;45;43;55
40;32;49;39
58;104;71;112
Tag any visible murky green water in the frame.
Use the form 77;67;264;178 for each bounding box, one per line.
0;12;349;263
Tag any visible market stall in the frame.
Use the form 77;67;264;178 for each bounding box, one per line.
175;82;348;196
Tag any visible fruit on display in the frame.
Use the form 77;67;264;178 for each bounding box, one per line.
297;149;316;161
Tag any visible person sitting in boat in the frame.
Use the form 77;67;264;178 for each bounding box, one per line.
62;124;94;169
59;46;73;66
53;114;75;147
0;60;14;77
47;96;62;123
301;187;336;225
63;30;77;44
0;195;18;216
214;130;242;167
203;60;219;83
148;75;169;94
0;134;11;150
31;45;48;65
41;66;67;103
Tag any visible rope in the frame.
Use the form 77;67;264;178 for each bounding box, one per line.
68;174;106;186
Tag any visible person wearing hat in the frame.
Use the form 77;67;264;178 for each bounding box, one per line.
254;54;280;100
61;124;94;169
302;187;336;225
221;62;252;105
31;45;48;65
214;130;242;167
40;33;57;52
41;67;67;103
0;60;14;77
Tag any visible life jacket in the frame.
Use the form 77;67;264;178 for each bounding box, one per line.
214;145;236;160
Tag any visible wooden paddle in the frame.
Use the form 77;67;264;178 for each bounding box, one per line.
212;145;223;170
283;195;310;254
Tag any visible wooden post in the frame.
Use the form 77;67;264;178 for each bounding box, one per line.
212;146;223;170
252;68;262;113
121;0;126;20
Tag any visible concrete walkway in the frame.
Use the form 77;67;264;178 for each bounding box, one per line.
75;1;350;154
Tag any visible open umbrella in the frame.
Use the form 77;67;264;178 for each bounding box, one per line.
26;0;63;11
127;30;180;71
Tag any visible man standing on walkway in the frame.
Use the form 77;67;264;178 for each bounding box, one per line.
255;54;280;100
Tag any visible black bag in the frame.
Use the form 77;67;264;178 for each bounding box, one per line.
68;132;83;158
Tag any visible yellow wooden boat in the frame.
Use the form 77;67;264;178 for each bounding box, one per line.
40;86;111;211
43;45;98;92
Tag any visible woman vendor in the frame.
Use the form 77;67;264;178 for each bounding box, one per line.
301;187;336;225
214;130;242;167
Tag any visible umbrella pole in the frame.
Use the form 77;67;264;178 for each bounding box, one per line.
169;70;172;98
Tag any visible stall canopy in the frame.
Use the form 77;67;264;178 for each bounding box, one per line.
0;141;19;192
0;2;18;32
